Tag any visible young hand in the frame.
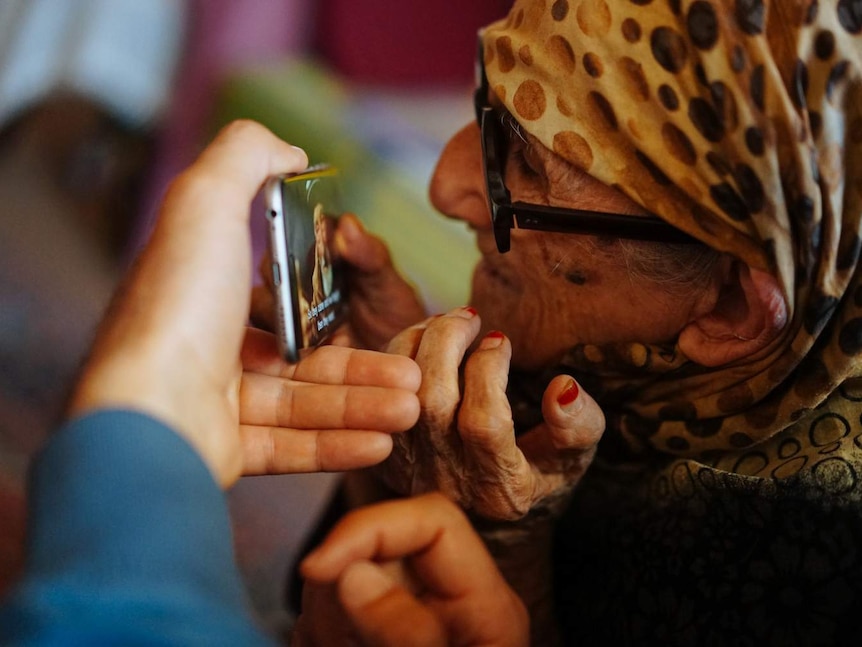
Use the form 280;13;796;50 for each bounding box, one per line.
68;121;421;487
295;493;529;647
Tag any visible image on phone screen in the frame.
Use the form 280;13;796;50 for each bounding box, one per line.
264;165;347;362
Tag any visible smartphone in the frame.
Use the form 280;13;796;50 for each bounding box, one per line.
264;164;348;362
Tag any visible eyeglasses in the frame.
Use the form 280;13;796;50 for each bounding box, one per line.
473;40;697;253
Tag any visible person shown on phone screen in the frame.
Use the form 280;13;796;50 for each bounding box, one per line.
312;203;335;305
0;120;529;647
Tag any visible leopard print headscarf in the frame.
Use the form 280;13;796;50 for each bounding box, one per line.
483;0;862;500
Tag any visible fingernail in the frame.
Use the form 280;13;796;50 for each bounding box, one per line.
339;561;395;610
479;330;505;350
557;379;579;407
459;306;478;318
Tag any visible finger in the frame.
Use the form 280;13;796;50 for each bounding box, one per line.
384;315;439;358
301;493;501;599
540;374;606;450
517;374;606;477
456;330;536;517
337;214;428;350
335;213;394;273
241;426;393;474
458;330;518;456
337;561;446;647
293;346;422;392
155;120;308;258
240;372;420;431
175;120;308;218
413;307;482;424
326;324;355;348
241;329;422;391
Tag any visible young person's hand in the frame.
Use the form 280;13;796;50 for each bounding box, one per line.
295;493;529;647
68;120;421;487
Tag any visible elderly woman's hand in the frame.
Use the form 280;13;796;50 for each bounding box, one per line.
375;306;606;521
329;213;428;350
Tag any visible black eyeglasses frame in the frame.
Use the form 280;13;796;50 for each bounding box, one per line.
473;40;697;253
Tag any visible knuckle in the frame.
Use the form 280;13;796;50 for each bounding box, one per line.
458;396;513;439
547;413;605;450
385;326;424;356
458;411;509;448
429;312;474;335
419;388;458;425
275;380;297;427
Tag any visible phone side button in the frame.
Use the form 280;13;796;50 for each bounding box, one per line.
271;262;282;286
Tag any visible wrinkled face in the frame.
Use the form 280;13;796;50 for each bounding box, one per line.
429;121;714;370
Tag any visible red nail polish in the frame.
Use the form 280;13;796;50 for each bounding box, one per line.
463;306;478;316
557;380;579;406
479;329;505;350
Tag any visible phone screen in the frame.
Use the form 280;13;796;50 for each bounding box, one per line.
265;165;347;361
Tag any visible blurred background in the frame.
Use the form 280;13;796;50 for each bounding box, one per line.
0;0;508;638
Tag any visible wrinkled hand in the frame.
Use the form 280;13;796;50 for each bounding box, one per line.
376;306;606;521
294;493;529;647
331;214;427;350
252;213;427;351
68;120;421;487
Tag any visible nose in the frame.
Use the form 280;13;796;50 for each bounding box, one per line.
429;123;490;230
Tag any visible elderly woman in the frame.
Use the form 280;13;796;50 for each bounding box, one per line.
291;0;862;644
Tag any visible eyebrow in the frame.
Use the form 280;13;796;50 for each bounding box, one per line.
501;110;528;144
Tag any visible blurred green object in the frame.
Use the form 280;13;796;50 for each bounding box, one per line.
214;59;479;313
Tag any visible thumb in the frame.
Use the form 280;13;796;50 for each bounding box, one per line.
335;213;393;273
517;375;605;475
338;561;446;647
335;213;426;350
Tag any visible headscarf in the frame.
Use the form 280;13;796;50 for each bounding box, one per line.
483;0;862;501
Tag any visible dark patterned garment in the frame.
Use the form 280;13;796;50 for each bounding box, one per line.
553;450;862;645
482;0;862;642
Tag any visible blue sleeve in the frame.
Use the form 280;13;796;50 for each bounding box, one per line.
0;410;276;647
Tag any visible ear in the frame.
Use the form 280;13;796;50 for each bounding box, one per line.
678;262;788;367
